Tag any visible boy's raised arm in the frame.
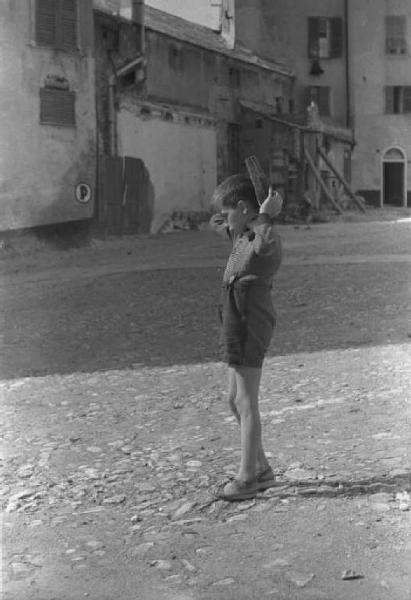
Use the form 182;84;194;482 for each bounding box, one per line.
251;217;282;257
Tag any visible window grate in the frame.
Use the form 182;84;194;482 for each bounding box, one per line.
40;88;76;126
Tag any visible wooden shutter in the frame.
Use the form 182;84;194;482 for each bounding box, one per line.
305;86;315;109
36;0;57;46
385;87;394;113
318;87;330;116
308;17;320;58
330;18;343;57
403;87;411;113
60;0;78;51
40;89;76;126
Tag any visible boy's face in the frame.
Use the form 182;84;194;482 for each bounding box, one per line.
221;200;251;235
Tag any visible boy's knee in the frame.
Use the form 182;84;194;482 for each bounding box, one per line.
236;394;256;416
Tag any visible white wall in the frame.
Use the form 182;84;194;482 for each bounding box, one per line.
0;1;95;231
112;0;221;29
147;0;221;29
117;104;217;232
349;0;411;199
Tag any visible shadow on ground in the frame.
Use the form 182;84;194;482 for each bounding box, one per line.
199;472;411;514
1;262;411;379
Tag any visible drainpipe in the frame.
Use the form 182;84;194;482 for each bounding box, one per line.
132;0;145;55
344;0;351;128
108;73;117;156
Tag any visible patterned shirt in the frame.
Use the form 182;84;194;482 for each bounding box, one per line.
210;214;282;285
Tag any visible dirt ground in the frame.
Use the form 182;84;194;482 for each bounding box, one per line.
1;213;411;600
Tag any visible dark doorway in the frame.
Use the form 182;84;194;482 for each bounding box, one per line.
98;156;154;236
383;162;404;206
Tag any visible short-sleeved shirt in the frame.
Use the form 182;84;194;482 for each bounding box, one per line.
209;214;282;286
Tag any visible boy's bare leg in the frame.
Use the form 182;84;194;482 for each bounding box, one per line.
228;367;239;421
233;365;269;482
228;366;270;475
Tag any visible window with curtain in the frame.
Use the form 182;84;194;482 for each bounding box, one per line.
308;17;343;58
385;16;407;55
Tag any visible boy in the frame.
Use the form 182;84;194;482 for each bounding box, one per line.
209;174;283;501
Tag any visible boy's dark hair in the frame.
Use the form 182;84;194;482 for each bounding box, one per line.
211;174;259;212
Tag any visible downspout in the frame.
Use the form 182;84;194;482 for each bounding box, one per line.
132;0;145;54
140;0;145;55
108;72;117;156
344;0;351;128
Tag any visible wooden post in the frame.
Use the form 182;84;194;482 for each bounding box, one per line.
317;146;366;212
305;149;343;214
297;130;305;204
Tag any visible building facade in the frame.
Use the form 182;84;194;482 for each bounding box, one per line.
236;0;411;207
349;0;411;206
94;2;293;233
0;0;96;232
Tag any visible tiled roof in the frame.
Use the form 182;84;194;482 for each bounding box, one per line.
144;6;293;77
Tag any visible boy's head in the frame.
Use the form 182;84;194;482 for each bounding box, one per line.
211;174;259;212
211;174;259;235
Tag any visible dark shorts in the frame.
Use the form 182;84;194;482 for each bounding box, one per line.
219;281;276;368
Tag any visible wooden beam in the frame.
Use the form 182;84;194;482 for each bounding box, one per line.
318;147;366;213
297;130;305;202
304;149;343;214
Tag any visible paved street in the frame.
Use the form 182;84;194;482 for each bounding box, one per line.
1;218;411;600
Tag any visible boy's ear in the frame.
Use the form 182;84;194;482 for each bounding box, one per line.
237;199;246;211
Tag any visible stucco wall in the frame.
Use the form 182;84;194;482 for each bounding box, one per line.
0;1;96;231
349;0;411;200
117;101;217;232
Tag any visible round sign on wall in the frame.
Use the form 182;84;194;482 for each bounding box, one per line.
75;183;92;204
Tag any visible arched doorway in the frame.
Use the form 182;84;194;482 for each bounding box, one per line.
381;146;407;207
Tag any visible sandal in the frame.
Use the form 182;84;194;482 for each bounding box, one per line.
256;466;276;490
211;478;259;502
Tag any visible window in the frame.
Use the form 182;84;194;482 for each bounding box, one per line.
40;88;76;126
120;71;136;87
229;67;241;88
386;16;407;55
306;86;330;116
308;17;343;58
227;123;240;174
168;45;184;71
385;86;411;114
36;0;78;51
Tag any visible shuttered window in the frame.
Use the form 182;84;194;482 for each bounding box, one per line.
40;88;76;126
385;16;407;55
385;86;411;114
36;0;78;51
306;86;330;116
308;17;343;58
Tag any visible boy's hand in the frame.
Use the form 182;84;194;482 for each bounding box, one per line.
259;186;283;218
